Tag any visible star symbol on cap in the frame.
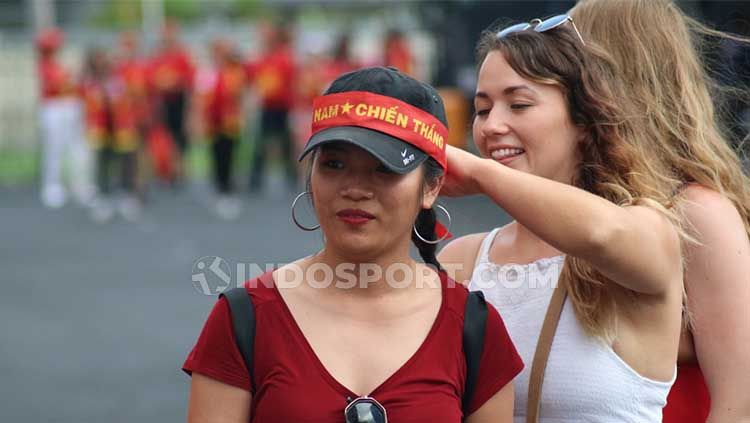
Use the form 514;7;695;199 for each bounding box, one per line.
341;102;354;114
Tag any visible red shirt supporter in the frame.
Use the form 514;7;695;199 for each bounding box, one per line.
81;54;142;152
117;60;148;97
81;76;140;151
183;271;523;421
206;62;247;137
80;77;110;144
384;31;413;76
38;57;76;100
246;46;295;111
148;47;195;95
115;59;149;128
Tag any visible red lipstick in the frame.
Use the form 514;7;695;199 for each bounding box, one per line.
336;209;375;225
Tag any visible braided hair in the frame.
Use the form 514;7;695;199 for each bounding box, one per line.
412;157;445;272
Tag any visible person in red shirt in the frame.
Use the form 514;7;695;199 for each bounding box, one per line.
148;20;195;185
326;34;360;82
184;67;523;422
80;47;142;222
36;28;95;209
205;39;247;219
384;29;414;77
246;22;297;193
115;31;149;136
114;31;150;202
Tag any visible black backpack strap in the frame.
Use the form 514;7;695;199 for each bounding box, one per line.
462;290;488;418
220;287;256;392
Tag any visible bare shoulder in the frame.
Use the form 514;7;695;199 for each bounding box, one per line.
680;184;744;228
437;232;488;286
677;184;749;274
438;232;488;264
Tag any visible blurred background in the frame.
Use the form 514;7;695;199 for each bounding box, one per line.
0;1;748;422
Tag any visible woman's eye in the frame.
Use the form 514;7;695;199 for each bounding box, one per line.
475;109;490;116
510;103;531;110
323;159;344;169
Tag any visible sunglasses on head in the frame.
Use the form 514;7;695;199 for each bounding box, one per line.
344;396;387;423
496;14;585;45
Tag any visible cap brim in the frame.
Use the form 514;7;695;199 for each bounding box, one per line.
298;126;428;174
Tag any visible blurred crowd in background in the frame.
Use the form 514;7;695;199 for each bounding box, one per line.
1;0;749;223
32;16;429;223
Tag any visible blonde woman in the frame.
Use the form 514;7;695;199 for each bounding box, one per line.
570;1;750;422
439;15;685;422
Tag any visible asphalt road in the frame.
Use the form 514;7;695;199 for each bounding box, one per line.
0;181;510;423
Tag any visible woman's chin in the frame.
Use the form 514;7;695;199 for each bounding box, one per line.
328;238;379;260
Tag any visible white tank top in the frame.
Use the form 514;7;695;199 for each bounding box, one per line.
468;228;675;423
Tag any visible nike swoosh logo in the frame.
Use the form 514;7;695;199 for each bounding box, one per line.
401;149;408;157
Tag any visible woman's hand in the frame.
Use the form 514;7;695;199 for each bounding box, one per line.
440;145;488;197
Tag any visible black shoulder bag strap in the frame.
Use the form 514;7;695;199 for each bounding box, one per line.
220;287;256;392
462;290;488;418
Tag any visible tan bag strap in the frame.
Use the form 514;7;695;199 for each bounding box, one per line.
526;282;568;423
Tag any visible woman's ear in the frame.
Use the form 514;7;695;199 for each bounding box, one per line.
421;174;444;209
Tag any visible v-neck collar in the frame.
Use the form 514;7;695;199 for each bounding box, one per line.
262;271;447;399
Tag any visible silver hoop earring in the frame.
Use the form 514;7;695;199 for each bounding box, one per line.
413;204;452;244
291;191;320;231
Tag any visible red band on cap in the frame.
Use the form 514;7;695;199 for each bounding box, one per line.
311;91;448;170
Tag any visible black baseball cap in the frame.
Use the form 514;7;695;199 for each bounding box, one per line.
298;66;448;174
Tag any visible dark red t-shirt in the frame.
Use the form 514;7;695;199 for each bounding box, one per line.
183;271;523;421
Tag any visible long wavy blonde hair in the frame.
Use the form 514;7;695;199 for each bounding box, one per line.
476;21;686;341
570;0;750;238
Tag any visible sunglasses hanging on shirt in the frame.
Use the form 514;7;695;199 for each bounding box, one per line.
344;396;387;423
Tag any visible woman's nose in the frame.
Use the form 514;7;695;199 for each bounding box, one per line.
340;173;374;201
482;109;511;137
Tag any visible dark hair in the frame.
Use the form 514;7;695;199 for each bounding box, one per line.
412;157;445;272
306;152;445;271
333;34;351;62
84;47;109;79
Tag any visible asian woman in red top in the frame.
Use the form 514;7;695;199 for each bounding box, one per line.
184;67;523;422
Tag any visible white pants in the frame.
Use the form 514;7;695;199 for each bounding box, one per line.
39;98;95;208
